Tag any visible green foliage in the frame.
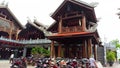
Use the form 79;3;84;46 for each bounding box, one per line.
111;39;120;48
31;46;50;57
106;50;116;62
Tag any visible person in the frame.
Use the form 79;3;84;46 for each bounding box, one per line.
89;55;98;68
9;53;14;63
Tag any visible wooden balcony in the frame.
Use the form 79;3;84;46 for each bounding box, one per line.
61;26;83;33
0;26;17;34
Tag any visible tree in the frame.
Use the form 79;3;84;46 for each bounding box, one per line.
31;46;50;58
106;50;116;62
106;50;116;66
111;39;120;48
110;39;120;61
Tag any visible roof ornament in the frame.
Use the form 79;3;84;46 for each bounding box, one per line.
85;22;98;32
75;0;98;8
5;2;8;7
97;17;101;22
34;16;37;22
89;2;99;7
117;8;120;19
1;0;5;5
0;0;9;7
27;17;32;22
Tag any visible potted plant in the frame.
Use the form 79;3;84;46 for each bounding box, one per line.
106;50;116;66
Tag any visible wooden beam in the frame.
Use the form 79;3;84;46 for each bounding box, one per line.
62;14;82;20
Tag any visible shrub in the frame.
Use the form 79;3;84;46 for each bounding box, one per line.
106;50;116;62
31;46;50;58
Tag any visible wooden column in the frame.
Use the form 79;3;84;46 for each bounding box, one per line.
15;29;19;40
50;41;54;58
87;39;92;58
82;40;87;58
16;29;21;40
58;44;61;57
9;22;14;39
9;28;12;39
82;15;86;31
58;16;62;33
93;44;97;60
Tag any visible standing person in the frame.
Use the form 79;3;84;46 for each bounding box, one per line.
9;53;14;63
89;55;98;68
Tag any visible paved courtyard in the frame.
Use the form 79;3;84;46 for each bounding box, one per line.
0;60;34;68
0;60;120;68
103;62;120;68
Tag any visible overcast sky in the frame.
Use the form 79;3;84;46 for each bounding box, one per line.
1;0;120;42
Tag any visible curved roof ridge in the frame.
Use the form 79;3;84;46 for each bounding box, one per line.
74;0;94;7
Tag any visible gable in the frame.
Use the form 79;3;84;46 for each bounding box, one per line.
0;6;24;29
18;21;46;40
51;0;97;22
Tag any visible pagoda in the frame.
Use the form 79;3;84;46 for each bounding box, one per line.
47;0;100;59
0;3;24;59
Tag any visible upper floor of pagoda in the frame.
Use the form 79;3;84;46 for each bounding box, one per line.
47;0;98;34
0;2;24;40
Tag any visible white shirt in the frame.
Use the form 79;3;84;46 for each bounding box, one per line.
89;58;95;67
10;54;14;58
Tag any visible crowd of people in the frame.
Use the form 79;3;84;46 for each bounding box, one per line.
27;57;97;68
9;54;98;68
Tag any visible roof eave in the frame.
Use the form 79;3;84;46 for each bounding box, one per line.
6;7;24;29
0;6;24;29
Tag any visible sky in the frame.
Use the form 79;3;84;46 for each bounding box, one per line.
0;0;120;42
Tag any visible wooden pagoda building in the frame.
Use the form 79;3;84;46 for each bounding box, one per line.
18;19;46;40
0;2;51;59
0;4;24;59
47;0;100;59
18;19;50;57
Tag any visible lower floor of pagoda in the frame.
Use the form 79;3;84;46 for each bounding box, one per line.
50;41;97;60
0;47;32;59
54;45;83;58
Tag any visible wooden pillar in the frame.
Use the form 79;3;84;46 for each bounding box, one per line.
50;41;54;58
58;44;61;57
87;39;92;58
9;22;14;39
16;29;21;40
15;29;19;40
9;28;12;39
58;16;62;33
82;15;86;31
82;40;87;58
93;44;97;60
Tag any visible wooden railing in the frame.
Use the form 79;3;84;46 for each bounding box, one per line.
62;26;83;33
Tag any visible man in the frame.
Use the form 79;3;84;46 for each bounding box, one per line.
9;53;14;63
